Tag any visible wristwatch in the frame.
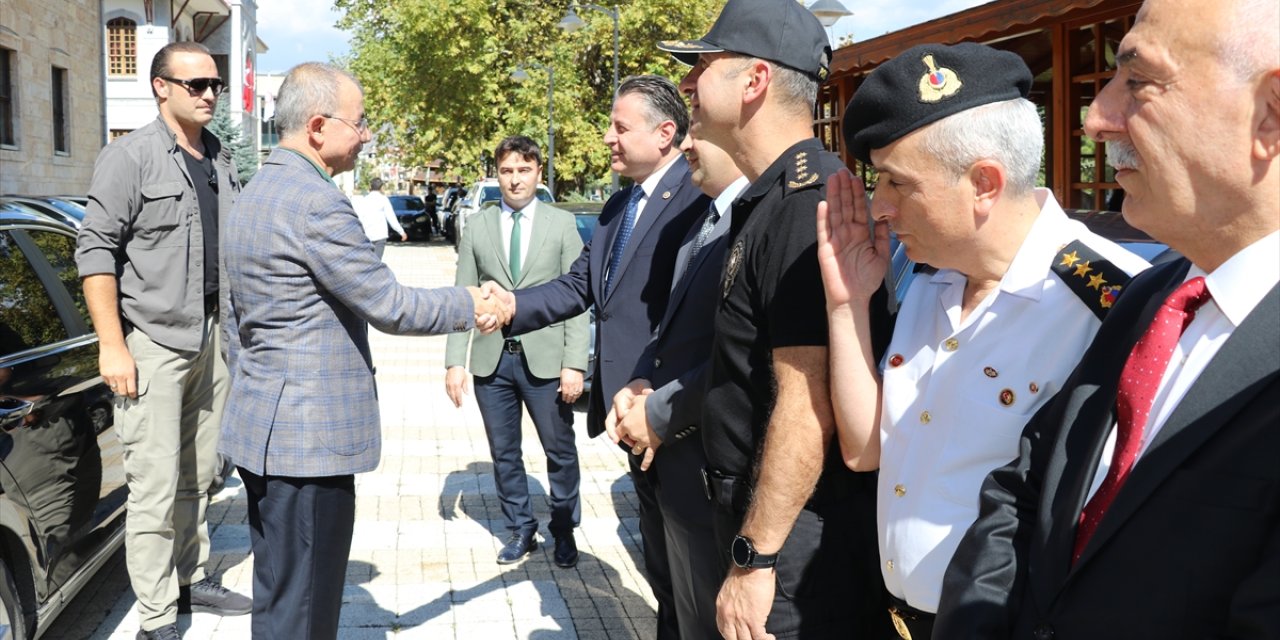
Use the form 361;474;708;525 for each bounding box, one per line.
731;535;778;569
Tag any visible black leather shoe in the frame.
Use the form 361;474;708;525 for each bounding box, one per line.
496;532;537;564
178;577;252;616
553;533;579;568
136;623;181;640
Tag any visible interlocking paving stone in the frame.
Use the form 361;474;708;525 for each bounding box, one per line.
47;241;658;638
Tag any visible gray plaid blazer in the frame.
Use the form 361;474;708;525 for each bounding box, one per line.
220;149;473;477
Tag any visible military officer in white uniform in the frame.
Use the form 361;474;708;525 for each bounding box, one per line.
816;42;1151;639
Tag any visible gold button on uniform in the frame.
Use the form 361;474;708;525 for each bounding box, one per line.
920;411;932;424
943;338;959;352
894;484;906;497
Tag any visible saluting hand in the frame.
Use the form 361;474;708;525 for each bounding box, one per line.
817;169;890;310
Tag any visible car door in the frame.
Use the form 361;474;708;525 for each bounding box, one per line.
0;222;125;603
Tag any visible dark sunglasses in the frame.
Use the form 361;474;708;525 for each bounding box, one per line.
162;76;226;97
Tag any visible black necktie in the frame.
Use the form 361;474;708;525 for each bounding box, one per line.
683;201;721;276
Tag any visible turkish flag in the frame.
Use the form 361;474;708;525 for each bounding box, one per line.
243;55;255;112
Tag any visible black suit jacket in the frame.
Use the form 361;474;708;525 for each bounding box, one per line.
628;198;730;521
510;156;707;437
936;258;1280;639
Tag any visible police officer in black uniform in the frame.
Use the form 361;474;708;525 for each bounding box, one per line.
660;1;894;638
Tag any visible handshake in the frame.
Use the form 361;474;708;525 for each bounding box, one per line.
466;281;518;334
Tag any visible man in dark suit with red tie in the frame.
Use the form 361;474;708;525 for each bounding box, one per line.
936;0;1280;637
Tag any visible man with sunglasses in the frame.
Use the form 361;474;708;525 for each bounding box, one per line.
76;41;251;640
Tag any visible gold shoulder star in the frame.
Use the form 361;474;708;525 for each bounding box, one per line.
1088;273;1107;290
1060;250;1080;267
1074;261;1092;277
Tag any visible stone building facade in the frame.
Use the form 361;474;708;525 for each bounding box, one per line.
0;0;104;196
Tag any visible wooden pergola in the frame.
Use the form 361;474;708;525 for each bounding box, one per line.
819;0;1142;211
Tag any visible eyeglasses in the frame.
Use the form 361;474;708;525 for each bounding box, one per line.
322;113;371;134
161;76;226;97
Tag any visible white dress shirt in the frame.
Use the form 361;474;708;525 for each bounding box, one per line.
877;190;1151;612
499;199;537;276
1086;230;1280;501
354;191;405;243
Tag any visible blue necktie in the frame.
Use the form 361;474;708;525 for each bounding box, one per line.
604;186;644;297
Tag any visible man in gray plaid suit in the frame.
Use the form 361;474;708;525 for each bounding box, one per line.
220;62;506;639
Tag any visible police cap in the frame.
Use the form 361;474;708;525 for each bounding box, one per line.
657;0;832;81
843;42;1032;164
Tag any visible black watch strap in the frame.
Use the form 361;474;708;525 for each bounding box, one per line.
732;535;778;569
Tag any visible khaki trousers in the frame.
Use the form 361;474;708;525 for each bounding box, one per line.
117;312;227;630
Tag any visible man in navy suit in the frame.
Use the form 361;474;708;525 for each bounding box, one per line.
487;75;706;638
610;131;748;638
936;0;1280;636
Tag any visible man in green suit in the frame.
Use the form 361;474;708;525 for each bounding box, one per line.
445;136;588;567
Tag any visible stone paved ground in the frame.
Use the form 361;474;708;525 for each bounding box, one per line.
48;240;657;639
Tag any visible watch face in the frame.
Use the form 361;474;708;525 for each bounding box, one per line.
731;536;752;567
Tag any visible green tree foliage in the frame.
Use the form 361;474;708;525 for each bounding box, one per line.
335;0;721;196
208;95;260;184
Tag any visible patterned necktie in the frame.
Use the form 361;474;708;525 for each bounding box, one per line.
509;210;522;283
683;201;721;277
604;186;644;297
1073;276;1212;563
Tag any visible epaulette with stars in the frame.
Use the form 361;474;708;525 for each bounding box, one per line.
784;149;822;193
1051;239;1132;321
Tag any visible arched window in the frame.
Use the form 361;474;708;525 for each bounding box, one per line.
107;17;137;76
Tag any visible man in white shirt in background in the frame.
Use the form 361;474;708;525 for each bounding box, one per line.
356;177;406;257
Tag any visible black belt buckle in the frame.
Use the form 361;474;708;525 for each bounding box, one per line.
700;467;713;501
503;340;522;354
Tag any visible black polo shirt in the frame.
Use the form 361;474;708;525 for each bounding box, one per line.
700;138;845;479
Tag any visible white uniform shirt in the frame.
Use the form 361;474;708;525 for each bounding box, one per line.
1085;230;1279;501
877;190;1151;612
354;191;405;242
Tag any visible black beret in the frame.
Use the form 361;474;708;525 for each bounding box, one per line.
657;0;832;81
843;42;1032;164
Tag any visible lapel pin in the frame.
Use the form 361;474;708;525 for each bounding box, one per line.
662;190;671;200
983;367;999;378
888;354;904;368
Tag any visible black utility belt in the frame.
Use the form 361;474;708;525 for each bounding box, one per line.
702;465;860;513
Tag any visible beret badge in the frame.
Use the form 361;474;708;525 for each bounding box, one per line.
918;54;963;103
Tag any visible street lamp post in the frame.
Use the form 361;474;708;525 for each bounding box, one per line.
511;63;556;197
807;0;853;42
559;4;620;195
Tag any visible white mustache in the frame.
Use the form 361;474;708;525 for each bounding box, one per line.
1106;140;1142;171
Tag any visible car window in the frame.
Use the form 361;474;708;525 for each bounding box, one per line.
481;186;502;204
24;229;92;334
536;187;553;203
574;214;599;244
0;231;71;358
391;197;424;211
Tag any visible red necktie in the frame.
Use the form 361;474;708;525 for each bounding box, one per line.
1073;276;1212;563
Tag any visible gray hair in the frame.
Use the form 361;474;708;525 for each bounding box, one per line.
616;75;689;145
722;57;818;115
918;98;1043;198
1217;0;1280;81
275;62;362;138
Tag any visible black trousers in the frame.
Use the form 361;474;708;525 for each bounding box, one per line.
708;471;896;640
472;349;581;537
630;452;681;639
240;468;356;640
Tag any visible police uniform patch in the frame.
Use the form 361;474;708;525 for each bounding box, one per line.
1052;239;1132;321
722;240;745;300
786;150;821;190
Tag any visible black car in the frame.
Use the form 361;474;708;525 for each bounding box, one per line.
558;201;604;397
0;204;126;639
387;195;431;241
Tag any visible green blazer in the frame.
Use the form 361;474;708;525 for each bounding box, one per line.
445;201;588;379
